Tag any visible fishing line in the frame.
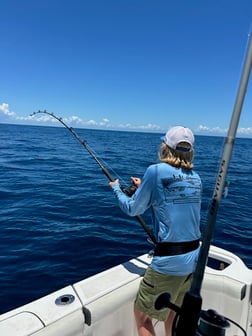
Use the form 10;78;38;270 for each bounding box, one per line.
30;110;157;244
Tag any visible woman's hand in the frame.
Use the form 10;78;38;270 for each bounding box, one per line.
109;179;120;188
131;177;141;187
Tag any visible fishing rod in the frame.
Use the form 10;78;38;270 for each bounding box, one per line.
30;109;157;244
174;29;252;335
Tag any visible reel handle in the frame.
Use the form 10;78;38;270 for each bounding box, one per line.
122;184;137;197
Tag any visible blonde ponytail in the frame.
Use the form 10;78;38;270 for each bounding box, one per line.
158;142;194;170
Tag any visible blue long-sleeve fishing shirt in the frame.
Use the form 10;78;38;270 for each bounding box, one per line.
111;162;202;275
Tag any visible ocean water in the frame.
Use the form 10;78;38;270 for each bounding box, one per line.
0;123;251;315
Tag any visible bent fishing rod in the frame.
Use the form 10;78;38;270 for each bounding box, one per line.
30;110;157;244
174;28;252;335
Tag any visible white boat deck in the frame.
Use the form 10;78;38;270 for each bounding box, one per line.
0;245;251;336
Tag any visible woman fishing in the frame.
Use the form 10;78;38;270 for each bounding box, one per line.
109;126;202;336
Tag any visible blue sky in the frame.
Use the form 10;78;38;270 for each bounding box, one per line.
1;0;252;137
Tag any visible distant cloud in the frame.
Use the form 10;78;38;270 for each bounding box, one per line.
100;118;110;126
0;103;16;117
117;122;162;131
238;127;252;136
197;125;228;134
197;125;210;131
138;123;162;131
86;119;98;126
196;124;252;137
1;103;251;136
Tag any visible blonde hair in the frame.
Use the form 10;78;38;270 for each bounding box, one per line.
158;142;194;170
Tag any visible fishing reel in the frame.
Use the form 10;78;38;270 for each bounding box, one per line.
122;184;138;197
195;309;230;336
155;293;246;336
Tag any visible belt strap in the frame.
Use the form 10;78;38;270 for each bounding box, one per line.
154;239;200;256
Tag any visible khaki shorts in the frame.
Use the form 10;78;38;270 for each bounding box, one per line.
135;267;192;321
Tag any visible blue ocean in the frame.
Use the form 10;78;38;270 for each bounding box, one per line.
0;123;251;315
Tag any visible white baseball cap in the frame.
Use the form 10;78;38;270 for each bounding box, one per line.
161;126;194;152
